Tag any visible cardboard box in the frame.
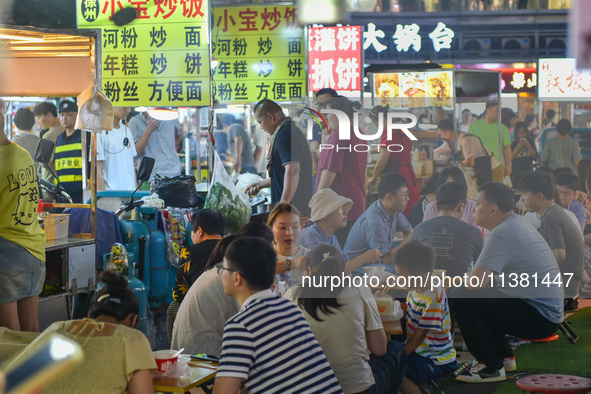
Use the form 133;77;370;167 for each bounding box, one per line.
43;214;69;240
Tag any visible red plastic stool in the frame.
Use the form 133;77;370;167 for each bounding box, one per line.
516;374;591;393
516;334;560;375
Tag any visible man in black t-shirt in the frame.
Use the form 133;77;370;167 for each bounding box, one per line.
166;209;226;343
246;99;313;218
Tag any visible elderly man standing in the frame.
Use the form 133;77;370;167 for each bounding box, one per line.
246;99;313;218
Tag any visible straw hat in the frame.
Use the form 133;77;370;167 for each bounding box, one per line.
309;189;353;222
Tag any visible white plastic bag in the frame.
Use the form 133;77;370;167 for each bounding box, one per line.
205;151;251;233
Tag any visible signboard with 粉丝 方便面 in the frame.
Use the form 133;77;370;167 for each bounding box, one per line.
76;0;211;107
211;5;305;104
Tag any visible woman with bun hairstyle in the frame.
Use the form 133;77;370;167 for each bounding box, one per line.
315;96;368;246
367;105;419;217
286;245;405;394
7;270;156;393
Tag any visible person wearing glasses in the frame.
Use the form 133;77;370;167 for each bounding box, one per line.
213;237;342;394
344;173;413;274
171;224;275;357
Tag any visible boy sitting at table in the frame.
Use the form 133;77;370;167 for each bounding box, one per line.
394;240;457;394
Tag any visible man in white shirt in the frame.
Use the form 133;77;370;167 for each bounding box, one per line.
97;107;137;190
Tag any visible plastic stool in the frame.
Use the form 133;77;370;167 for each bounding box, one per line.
515;334;559;376
516;374;591;393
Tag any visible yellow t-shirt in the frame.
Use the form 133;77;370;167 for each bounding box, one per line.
0;142;45;260
6;319;157;394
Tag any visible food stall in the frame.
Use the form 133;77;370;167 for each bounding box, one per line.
0;25;99;328
372;68;503;183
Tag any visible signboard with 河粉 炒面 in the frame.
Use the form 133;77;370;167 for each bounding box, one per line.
211;5;305;104
76;0;211;107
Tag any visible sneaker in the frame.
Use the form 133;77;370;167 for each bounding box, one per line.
503;356;516;372
455;362;506;383
470;358;516;373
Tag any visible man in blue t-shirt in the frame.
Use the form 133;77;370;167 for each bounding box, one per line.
214;237;342;394
245;99;313;217
451;182;563;384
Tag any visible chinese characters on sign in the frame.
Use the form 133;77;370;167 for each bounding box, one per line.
364;22;455;54
308;26;363;91
538;58;591;101
77;0;210;106
212;6;305;103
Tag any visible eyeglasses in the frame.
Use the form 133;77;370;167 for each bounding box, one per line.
216;263;240;275
392;192;409;198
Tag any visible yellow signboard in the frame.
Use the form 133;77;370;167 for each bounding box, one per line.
212;5;305;104
77;0;210;106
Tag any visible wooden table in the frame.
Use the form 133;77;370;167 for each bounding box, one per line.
153;360;217;394
383;320;403;338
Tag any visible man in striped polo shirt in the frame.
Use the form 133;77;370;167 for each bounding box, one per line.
213;237;342;394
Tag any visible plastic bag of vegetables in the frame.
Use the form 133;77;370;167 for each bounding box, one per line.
205;151;251;233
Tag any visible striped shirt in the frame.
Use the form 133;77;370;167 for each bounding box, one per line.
406;285;456;366
217;289;343;394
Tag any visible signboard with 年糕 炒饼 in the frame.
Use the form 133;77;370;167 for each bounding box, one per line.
211;5;305;104
76;0;211;107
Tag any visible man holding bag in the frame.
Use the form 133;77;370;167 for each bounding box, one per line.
246;100;313;218
467;103;512;179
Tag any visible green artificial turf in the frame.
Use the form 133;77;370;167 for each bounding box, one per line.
495;307;591;393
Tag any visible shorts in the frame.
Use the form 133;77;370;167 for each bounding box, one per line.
0;236;46;303
405;352;456;383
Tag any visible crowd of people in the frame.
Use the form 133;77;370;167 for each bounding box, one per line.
0;92;587;393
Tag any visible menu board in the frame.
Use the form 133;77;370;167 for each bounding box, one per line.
373;71;453;108
212;5;306;104
76;0;211;107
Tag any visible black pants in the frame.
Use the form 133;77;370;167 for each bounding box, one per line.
448;287;559;370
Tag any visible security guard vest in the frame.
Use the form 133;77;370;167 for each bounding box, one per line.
54;129;87;203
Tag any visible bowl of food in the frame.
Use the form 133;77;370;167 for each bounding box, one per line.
153;350;179;373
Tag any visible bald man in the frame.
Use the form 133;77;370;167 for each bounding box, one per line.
246;99;313;217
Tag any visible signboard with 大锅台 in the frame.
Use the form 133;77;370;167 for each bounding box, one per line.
211;5;306;104
76;0;211;107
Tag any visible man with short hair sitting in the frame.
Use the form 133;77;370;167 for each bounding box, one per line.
451;182;563;383
518;171;584;311
412;182;483;277
213;237;343;394
344;173;413;274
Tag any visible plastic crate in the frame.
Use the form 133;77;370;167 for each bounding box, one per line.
43;214;69;240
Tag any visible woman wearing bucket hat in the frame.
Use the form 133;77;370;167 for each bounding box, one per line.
299;189;381;274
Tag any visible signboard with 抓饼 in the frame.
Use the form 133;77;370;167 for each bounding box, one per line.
76;0;211;107
373;71;454;108
308;26;363;92
538;58;591;101
211;5;305;104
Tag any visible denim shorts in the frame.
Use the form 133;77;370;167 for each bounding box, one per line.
0;236;46;303
406;352;457;383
